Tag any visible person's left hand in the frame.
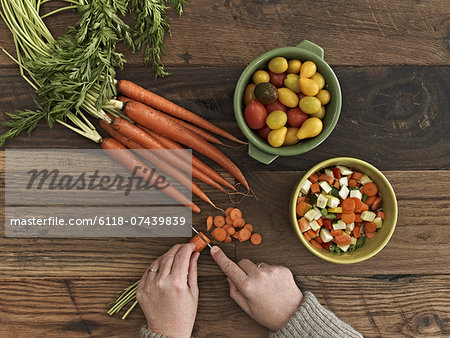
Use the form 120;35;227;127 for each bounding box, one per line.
137;243;200;338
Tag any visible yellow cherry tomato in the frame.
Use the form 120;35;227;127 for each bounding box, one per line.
244;83;256;105
268;57;288;74
311;72;325;89
316;89;331;105
266;110;288;129
284;127;299;145
296;118;323;140
299;78;319;96
311;105;326;119
299;96;322;114
268;127;287;147
277;87;299;108
287;59;301;74
252;70;270;84
300;61;317;78
284;74;301;93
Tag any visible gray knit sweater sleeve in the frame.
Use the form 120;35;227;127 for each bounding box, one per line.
140;292;362;338
270;291;362;338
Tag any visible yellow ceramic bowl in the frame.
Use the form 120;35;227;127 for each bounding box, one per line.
289;157;398;264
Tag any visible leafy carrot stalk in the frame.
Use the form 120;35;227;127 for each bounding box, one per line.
101;137;200;213
99;120;215;207
117;80;247;144
117;99;249;190
145;129;237;192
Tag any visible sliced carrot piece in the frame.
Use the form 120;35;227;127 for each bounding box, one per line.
333;180;340;189
211;227;227;242
310;183;320;194
189;232;211;252
223;224;232;231
224;236;232;243
309;174;319;183
371;196;383;210
250;233;262;245
238;228;251;242
318;174;333;185
351;197;363;212
360;202;369;211
233;218;245;228
353;226;361;239
213;215;225;227
331;229;342;237
225;207;233;215
227;227;236;235
362;182;378;197
315;236;323;244
297;196;306;203
244;224;253;232
230;208;242;220
377;211;386;220
310;239;322;249
341;198;356;213
317;218;323;227
354;213;362;223
334;234;352;246
365;222;377;233
206;216;213;231
366;231;376;239
304;229;315;241
365;195;376;206
348;179;358;187
341;212;356;224
226;215;233;225
298;217;310;232
296;201;311;217
351;172;363;180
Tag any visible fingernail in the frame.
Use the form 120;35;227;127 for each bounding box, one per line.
210;245;219;253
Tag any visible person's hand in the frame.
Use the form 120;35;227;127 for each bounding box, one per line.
210;246;303;331
137;243;199;337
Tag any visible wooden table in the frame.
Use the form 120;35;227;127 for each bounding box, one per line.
0;1;449;337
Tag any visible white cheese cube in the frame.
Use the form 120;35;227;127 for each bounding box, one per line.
316;194;328;209
346;222;355;232
309;220;321;231
324;168;334;179
374;217;383;228
313;207;322;220
338;185;350;200
319;181;332;194
360;175;373;185
320;228;333;243
339;176;348;187
349;189;362;200
361;211;376;222
336;165;353;176
332;220;346;230
300;179;312;194
327;196;340;208
350;237;357;245
304;208;318;222
337;244;350;252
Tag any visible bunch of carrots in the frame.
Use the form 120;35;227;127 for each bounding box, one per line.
100;80;249;212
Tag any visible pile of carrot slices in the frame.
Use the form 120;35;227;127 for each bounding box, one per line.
206;207;262;245
100;80;249;213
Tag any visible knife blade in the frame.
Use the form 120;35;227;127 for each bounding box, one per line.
191;225;212;249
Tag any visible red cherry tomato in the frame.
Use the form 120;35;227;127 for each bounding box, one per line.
244;100;268;129
257;125;271;139
264;100;287;113
287;107;309;128
269;71;287;88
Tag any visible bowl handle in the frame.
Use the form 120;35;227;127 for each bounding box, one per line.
248;142;278;164
295;40;324;59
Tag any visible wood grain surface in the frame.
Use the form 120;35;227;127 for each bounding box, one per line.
0;0;449;337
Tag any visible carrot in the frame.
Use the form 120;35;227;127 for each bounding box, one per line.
341;198;356;213
333;180;340;189
230;208;242;220
225;207;233;215
315;236;323;244
360;202;369;211
331;229;342;237
244;224;253;232
371;196;383;210
353;226;361;239
119;100;249;189
309;174;319;183
365;195;376;206
225;215;233;225
318;174;333;185
206;216;213;231
144;129;236;191
310;183;320;194
214;215;226;227
310;239;322;250
226;227;236;235
365;222;377;233
233;218;245;228
296;202;311;217
298;217;310;232
354;213;363;223
361;182;378;197
317;218;323;227
189;232;211;252
377;211;386;220
117;80;246;144
101;119;215;206
351;172;363;181
334;234;352;246
101;138;200;213
305;229;317;241
348;179;358;187
211;228;227;242
366;232;376;239
238;228;251;242
351;197;363;212
224;236;232;243
341;212;356;224
297;196;306;203
250;233;262;245
323;219;332;230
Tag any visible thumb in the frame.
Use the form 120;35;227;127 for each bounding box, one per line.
210;246;246;287
227;278;250;314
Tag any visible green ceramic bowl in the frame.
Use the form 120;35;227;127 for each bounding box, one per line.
233;40;342;164
289;157;398;264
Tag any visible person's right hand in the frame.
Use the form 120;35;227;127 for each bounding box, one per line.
210;246;303;331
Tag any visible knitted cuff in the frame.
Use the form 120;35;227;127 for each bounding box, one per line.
140;325;168;338
270;291;363;338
